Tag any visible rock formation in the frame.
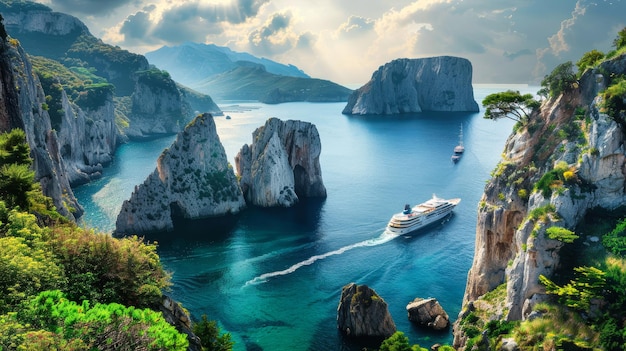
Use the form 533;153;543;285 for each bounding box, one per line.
343;56;479;115
235;118;326;207
115;113;246;235
0;34;82;219
336;283;396;338
406;297;450;330
56;88;116;185
453;54;626;348
125;69;193;139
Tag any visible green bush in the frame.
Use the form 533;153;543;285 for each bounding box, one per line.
541;61;578;98
193;314;234;351
15;290;188;350
602;218;626;257
546;226;579;243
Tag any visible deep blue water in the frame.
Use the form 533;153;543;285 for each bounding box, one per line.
73;85;534;350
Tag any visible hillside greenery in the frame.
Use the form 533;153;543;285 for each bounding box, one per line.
0;128;232;350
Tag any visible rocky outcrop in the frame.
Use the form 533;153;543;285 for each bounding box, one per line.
56;89;116;185
406;297;449;330
343;56;479;115
235;118;326;207
160;295;202;351
0;36;82;219
125;70;193;139
454;54;626;348
115;113;246;235
336;283;396;338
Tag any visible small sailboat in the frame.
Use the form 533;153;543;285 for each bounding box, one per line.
451;125;464;163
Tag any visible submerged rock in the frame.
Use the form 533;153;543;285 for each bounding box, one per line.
406;297;450;330
115;113;245;235
343;56;479;115
336;283;396;338
235;117;326;207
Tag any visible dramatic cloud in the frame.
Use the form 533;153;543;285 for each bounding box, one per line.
49;0;133;15
30;0;626;85
247;11;299;56
336;15;375;37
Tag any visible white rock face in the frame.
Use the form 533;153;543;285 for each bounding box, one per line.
235;118;326;207
2;8;88;36
455;55;626;349
343;56;479;115
56;90;117;185
1;41;82;219
115;113;246;235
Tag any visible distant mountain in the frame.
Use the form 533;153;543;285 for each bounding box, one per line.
145;42;352;103
145;42;309;86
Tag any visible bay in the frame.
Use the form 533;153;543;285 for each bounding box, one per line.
74;85;535;350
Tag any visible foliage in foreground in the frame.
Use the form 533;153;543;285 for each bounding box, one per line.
0;290;188;350
0;128;196;349
193;314;234;351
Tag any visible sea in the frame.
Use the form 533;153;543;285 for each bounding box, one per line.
73;84;536;351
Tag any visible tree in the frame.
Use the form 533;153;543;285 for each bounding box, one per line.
613;27;626;50
482;90;539;124
541;61;578;98
193;314;234;351
378;332;427;351
576;49;605;76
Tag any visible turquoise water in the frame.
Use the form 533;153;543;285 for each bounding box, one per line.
74;86;533;350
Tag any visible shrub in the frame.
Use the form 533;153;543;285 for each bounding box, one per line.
541;61;578;98
602;218;626;257
546;226;579;243
193;314;234;351
518;188;528;200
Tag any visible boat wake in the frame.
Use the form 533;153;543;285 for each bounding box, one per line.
245;229;399;286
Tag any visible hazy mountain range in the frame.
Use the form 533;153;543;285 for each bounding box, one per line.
146;42;352;103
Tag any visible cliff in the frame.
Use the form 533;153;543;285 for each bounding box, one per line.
0;35;81;218
453;54;626;347
115;113;246;235
1;1;221;142
342;56;479;115
235;117;327;207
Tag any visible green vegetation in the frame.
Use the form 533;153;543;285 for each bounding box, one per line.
601;76;626;126
576;49;605;76
602;218;626;256
533;161;572;198
193;314;234;351
540;61;578;98
0;129;232;350
378;332;428;351
546;226;579;243
482;90;540;125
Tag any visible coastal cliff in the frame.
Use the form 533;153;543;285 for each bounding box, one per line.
115;113;246;235
235;118;327;207
342;56;479;115
453;54;626;348
0;35;81;218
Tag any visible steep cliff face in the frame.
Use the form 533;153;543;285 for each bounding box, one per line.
125;72;193;138
56;89;117;185
0;38;81;219
343;56;479;115
454;54;626;347
115;113;246;235
235;117;327;207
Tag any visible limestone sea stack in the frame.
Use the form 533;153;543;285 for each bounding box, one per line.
115;113;245;235
235;118;326;207
343;56;479;115
336;283;396;338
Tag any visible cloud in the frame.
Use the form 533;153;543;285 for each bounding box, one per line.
336;15;375;37
49;0;134;16
246;11;299;55
119;8;154;44
503;49;533;60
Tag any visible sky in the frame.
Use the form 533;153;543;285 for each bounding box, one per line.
32;0;626;87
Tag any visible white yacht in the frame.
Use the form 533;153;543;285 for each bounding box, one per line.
386;195;461;235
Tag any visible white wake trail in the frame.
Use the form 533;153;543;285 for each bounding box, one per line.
245;229;398;286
